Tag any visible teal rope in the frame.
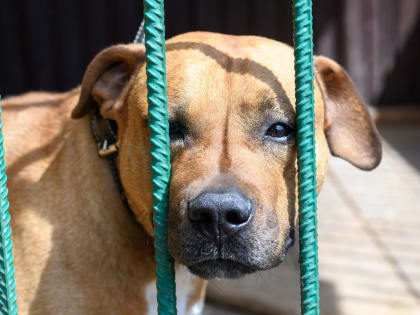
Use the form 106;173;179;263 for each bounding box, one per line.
0;106;18;315
143;1;177;314
293;1;320;315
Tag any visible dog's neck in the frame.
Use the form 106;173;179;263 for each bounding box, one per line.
64;102;206;314
89;110;135;215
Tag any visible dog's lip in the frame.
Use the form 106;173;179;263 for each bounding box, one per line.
187;258;258;271
279;228;295;261
186;258;259;279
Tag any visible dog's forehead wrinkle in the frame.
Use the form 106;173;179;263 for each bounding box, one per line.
219;102;232;172
239;93;296;124
166;41;293;106
261;95;294;112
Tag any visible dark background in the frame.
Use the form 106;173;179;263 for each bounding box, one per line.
1;0;419;107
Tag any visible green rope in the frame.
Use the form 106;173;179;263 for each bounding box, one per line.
293;1;320;315
0;106;18;315
143;1;177;314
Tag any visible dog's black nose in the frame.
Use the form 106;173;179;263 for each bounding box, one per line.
188;190;253;239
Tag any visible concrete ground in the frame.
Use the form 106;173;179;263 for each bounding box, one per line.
203;124;420;315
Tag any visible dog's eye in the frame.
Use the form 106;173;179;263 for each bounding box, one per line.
265;122;295;142
169;121;186;142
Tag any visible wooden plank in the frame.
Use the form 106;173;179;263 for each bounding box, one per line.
225;0;250;35
196;1;221;33
18;0;56;92
313;0;341;59
166;0;189;38
0;0;419;105
112;0;142;43
0;0;26;95
342;0;374;103
49;1;83;92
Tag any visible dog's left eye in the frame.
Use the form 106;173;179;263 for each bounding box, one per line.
169;121;186;142
265;122;295;142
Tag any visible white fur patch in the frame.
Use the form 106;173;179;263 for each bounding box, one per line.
145;266;204;315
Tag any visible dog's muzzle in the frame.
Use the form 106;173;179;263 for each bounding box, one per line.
170;183;294;279
185;189;256;278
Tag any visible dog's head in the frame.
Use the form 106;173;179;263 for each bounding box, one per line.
72;32;381;279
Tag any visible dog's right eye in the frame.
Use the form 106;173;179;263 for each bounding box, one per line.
169;121;186;142
264;121;295;143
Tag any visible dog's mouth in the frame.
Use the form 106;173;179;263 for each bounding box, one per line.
187;259;258;279
181;228;296;279
186;229;295;279
280;228;295;261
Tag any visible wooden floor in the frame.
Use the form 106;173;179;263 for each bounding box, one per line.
204;124;420;315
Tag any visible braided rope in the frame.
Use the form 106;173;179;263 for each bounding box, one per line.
143;1;177;314
133;19;145;45
0;107;18;315
293;1;320;315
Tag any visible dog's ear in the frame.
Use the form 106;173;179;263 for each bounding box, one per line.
72;44;145;119
315;56;382;170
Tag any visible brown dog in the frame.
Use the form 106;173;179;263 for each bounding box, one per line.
1;32;381;314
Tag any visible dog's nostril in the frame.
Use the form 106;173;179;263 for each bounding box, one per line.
199;211;213;224
226;210;248;225
188;190;254;239
189;208;213;224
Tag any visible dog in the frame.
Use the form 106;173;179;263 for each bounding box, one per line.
1;32;381;314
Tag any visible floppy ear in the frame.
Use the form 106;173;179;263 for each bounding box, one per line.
71;44;145;119
315;56;382;170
